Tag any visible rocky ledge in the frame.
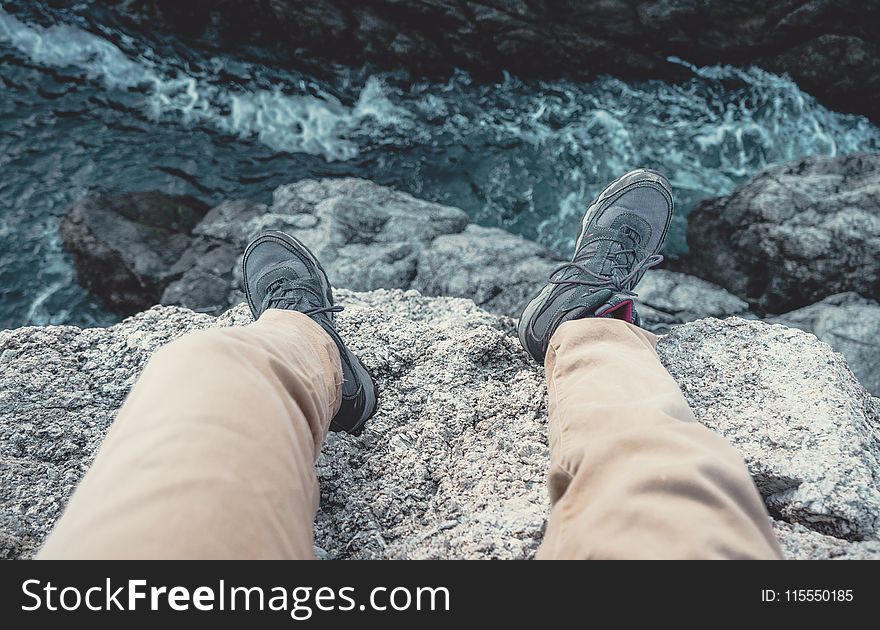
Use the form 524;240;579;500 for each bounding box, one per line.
60;156;880;395
1;291;879;559
60;177;750;327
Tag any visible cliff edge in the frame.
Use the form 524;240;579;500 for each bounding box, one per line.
2;290;878;559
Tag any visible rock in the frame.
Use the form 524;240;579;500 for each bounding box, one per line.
658;317;880;541
635;269;750;332
773;521;880;560
0;292;548;560
774;292;880;396
59;191;209;315
682;153;880;313
161;236;240;314
174;178;472;311
63;179;749;328
0;307;223;560
83;0;880;122
413;227;751;325
2;291;878;559
189;198;270;245
264;179;471;291
414;224;561;318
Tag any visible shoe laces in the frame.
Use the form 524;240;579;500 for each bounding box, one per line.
549;249;663;298
260;277;343;318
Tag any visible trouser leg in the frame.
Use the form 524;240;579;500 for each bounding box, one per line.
536;319;782;559
38;309;341;559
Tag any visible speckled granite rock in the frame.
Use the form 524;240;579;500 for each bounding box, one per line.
774;292;880;396
774;521;880;560
2;291;878;559
658;317;880;541
0;291;548;560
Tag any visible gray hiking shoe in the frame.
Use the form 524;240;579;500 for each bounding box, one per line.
518;169;674;363
242;231;377;434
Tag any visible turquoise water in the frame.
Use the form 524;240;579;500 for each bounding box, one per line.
1;4;879;327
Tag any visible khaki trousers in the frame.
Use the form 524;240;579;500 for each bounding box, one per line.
39;310;781;559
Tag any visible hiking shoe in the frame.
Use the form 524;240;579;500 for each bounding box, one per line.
518;169;673;363
242;230;377;434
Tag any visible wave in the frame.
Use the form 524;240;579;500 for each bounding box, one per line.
2;4;879;327
3;6;877;176
0;7;407;160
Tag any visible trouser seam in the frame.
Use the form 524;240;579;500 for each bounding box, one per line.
547;340;577;555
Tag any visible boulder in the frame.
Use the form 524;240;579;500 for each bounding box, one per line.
413;224;561;318
81;0;880;122
166;179;472;312
682;153;880;313
160;236;240;314
773;292;880;396
59;192;209;315
262;178;471;291
658;317;880;541
2;291;878;559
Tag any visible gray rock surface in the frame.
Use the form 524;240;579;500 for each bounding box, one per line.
412;228;748;327
413;224;560;318
635;269;750;332
59;192;209;314
682;153;880;313
161;179;471;313
774;292;880;396
658;317;880;541
64;178;750;329
81;0;880;122
774;521;880;560
2;291;878;559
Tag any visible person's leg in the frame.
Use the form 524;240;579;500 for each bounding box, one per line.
39;309;340;559
40;230;377;559
519;169;781;558
536;318;782;559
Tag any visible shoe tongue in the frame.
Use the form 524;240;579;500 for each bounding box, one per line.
573;227;639;279
609;237;638;281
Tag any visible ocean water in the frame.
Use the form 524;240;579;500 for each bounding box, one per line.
1;4;879;328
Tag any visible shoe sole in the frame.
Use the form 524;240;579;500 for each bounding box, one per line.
517;168;674;357
242;231;377;433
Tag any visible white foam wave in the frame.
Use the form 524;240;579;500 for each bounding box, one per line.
0;8;406;160
3;6;879;256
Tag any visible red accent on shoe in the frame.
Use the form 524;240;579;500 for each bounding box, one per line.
598;299;634;323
